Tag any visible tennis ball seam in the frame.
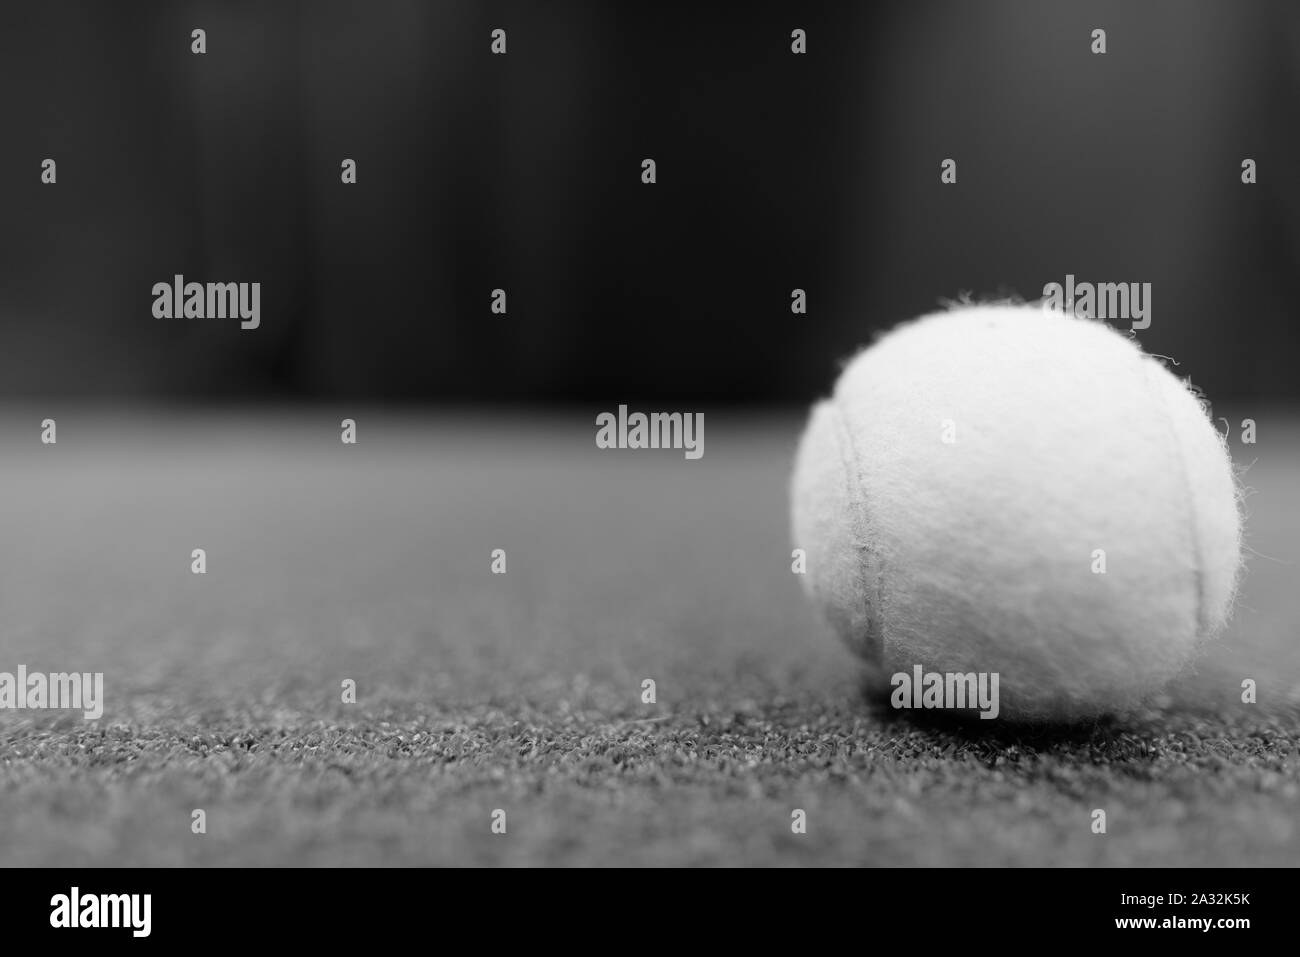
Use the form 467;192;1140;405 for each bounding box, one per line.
1140;356;1206;639
828;395;885;664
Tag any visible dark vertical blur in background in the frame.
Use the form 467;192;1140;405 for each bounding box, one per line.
1;0;1296;404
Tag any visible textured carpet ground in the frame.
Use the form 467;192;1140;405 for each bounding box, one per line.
1;409;1296;866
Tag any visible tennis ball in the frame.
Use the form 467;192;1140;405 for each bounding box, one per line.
791;303;1242;722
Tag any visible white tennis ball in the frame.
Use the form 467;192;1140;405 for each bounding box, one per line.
791;303;1242;722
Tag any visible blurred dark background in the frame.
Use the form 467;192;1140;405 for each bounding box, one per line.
1;0;1296;404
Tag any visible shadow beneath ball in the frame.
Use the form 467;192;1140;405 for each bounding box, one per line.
858;674;1122;749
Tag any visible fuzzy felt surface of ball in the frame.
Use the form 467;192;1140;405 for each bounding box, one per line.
790;304;1243;721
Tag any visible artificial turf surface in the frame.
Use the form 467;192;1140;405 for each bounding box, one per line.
1;409;1297;866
